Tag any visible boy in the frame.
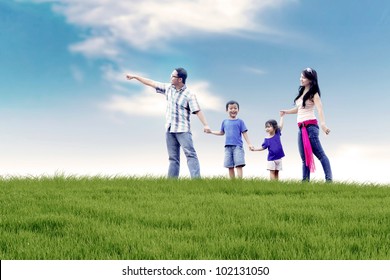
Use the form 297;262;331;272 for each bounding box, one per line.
208;100;254;178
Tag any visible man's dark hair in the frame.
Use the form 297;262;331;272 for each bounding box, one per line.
175;67;188;84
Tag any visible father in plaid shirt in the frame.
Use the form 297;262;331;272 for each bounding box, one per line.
126;68;211;178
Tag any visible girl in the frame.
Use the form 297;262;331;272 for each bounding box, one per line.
280;67;332;182
251;116;285;180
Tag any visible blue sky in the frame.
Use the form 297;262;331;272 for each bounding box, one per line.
1;0;390;184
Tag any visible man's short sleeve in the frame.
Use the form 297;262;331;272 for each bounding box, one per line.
188;92;201;114
155;82;167;95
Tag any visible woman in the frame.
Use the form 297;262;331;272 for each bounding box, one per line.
280;67;332;182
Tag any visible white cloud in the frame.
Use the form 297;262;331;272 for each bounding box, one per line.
101;64;136;85
69;37;120;59
99;64;224;116
34;0;295;58
330;144;390;184
242;66;267;76
102;81;224;117
103;90;165;117
191;81;225;111
70;65;84;82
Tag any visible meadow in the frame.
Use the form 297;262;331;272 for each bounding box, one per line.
1;176;389;260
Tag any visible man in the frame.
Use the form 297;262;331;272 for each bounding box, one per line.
126;67;211;178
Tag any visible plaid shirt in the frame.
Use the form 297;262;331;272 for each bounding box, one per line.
156;83;201;132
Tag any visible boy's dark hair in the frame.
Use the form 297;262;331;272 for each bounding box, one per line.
225;100;239;111
265;119;280;133
175;67;188;84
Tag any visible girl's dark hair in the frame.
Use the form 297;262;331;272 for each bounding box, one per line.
175;67;188;84
294;67;321;107
226;100;239;111
265;119;280;133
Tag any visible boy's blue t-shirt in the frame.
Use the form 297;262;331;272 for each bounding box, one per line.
261;130;285;161
221;118;248;147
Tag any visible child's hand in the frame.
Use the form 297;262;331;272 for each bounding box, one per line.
203;126;211;133
249;145;255;151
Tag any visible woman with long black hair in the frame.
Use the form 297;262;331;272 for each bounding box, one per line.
280;68;332;182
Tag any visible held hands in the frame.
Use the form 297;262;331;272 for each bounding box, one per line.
204;128;223;135
203;125;211;133
249;145;255;151
250;146;265;152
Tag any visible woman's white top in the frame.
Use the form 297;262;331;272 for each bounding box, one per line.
296;97;316;123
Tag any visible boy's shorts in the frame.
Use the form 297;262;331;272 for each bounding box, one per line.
224;145;245;168
267;159;283;171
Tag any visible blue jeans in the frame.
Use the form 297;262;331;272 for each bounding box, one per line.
298;125;332;182
224;145;245;168
166;131;200;178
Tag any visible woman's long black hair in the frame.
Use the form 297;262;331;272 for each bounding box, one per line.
294;68;321;108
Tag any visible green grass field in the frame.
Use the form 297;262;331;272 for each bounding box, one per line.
1;176;389;260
